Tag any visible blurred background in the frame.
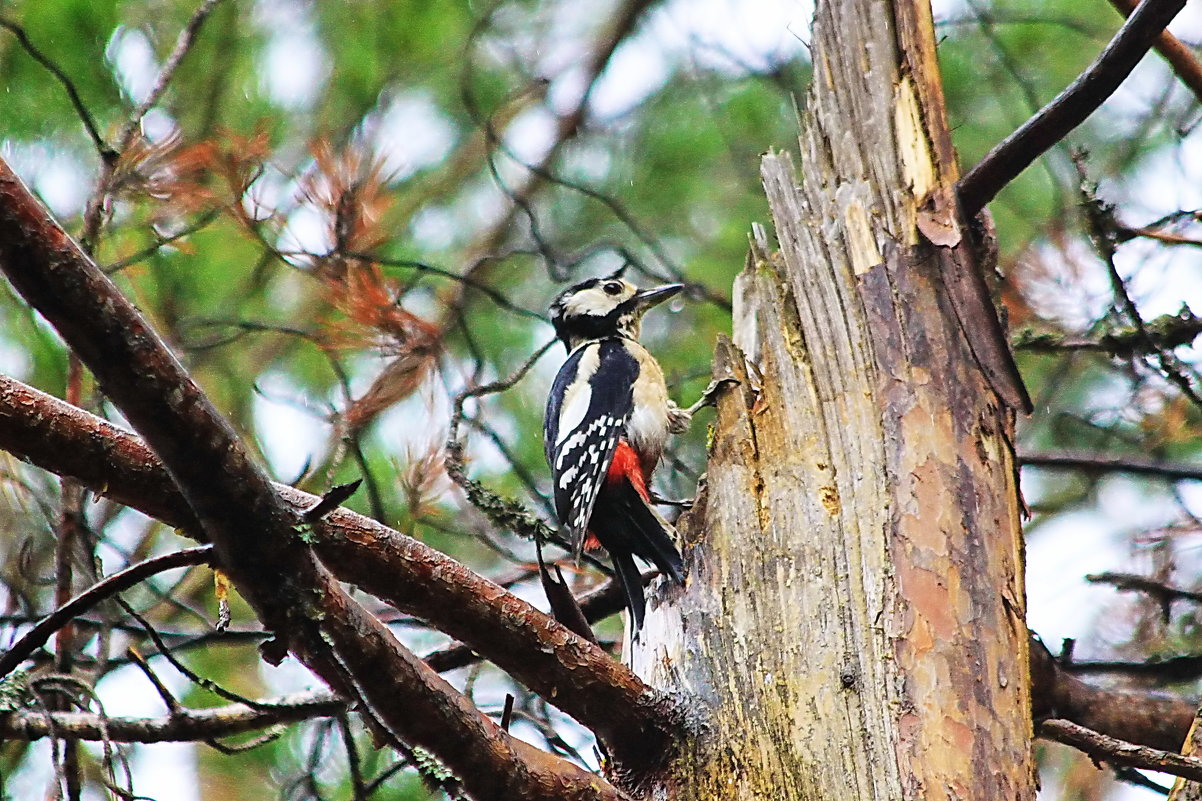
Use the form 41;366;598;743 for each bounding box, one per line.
1;0;1202;798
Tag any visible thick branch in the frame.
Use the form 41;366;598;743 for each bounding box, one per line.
957;0;1187;216
319;586;629;801
0;372;677;761
0;158;635;800
1030;636;1194;753
1108;0;1202;103
0;690;344;743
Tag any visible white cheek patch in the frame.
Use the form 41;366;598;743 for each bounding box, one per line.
561;284;635;318
564;291;609;317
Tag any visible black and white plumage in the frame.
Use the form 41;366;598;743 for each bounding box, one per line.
543;271;686;631
544;339;636;539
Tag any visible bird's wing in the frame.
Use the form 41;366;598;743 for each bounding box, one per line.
543;339;637;556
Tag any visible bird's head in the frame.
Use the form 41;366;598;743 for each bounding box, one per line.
549;269;683;350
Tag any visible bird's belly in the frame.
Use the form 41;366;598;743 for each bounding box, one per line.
626;371;670;469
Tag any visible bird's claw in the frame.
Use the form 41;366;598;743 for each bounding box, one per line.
686;377;741;416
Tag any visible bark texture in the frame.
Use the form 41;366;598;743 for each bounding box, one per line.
627;1;1034;798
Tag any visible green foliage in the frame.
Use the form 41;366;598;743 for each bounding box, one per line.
0;0;1197;797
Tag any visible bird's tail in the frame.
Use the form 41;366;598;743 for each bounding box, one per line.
612;550;647;632
594;482;685;631
626;493;684;585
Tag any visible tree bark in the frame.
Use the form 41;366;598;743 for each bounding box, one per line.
627;0;1034;798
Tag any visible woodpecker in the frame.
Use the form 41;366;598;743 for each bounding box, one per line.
543;271;688;632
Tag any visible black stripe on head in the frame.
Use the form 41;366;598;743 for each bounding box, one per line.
553;306;632;345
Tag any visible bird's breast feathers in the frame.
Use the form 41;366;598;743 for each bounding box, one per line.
625;343;670;468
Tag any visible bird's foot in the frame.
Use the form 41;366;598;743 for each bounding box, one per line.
685;376;740;416
668;378;740;434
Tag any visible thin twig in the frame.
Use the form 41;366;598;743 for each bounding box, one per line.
457;0;730;311
1075;156;1202;409
203;726;287;754
1064;654;1202;681
0;546;214;680
1113;767;1172;796
447;338;557;445
1019;450;1202;481
347;252;546;321
1119;224;1202;248
0;17;112;159
338;711;368;801
957;0;1187;215
117;598;279;712
102;209;222;274
1087;571;1202;604
444;339;561;544
1041;718;1202;783
116;0;226;152
303;480;363;523
80;0;226;254
0;690;345;743
126;647;182;714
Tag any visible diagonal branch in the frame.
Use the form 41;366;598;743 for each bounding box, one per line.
957;0;1187;216
8;368;1202;766
0;372;679;762
0;17;111;160
117;0;226;151
0;157;637;800
1108;0;1202;104
1087;571;1202;606
81;0;227;253
1040;719;1202;783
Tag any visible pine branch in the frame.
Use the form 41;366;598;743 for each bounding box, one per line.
0;372;680;767
957;0;1187;215
0;157;635;801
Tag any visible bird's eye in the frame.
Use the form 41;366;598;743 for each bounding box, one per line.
602;282;623;296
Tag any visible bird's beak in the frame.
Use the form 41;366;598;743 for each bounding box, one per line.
633;283;684;311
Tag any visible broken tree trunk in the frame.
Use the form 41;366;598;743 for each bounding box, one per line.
626;0;1034;798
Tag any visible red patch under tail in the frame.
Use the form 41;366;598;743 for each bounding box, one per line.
605;439;649;501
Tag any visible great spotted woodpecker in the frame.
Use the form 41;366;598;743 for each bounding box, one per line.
543;271;689;631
